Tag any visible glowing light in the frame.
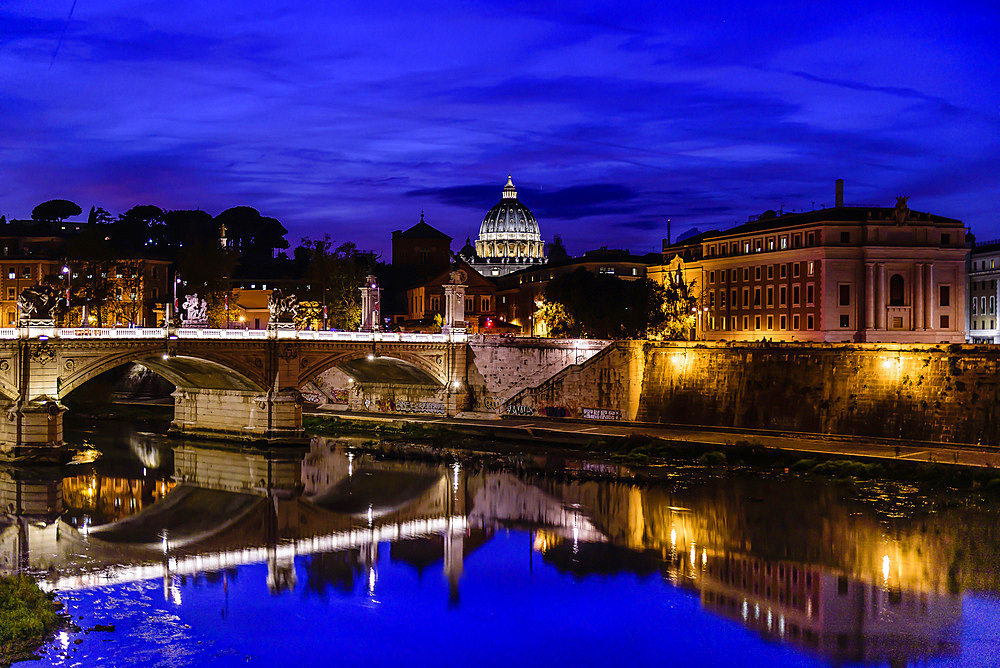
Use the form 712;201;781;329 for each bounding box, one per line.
347;452;354;477
367;504;374;527
689;545;696;567
162;353;169;360
670;354;683;364
368;567;377;594
161;530;169;554
367;354;374;361
882;358;893;369
347;378;354;383
701;549;707;567
670;528;677;549
452;462;461;493
882;554;891;582
742;600;748;621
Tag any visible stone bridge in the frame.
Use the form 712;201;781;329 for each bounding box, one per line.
0;327;469;454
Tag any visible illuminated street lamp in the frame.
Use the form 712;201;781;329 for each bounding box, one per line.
61;265;71;325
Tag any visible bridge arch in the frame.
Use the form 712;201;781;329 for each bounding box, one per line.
59;351;266;400
298;350;446;388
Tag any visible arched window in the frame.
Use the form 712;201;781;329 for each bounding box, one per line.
889;274;905;306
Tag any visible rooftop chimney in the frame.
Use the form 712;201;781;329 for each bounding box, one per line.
835;179;844;208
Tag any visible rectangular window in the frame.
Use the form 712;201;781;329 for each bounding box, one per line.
793;263;800;278
780;315;787;329
481;296;491;312
754;266;761;280
807;314;815;329
6;269;12;279
742;316;749;331
22;267;31;279
840;231;850;243
779;286;787;306
807;284;815;306
840;314;850;328
793;285;800;306
780;264;787;279
940;315;950;329
720;291;726;307
983;296;987;314
754;287;761;306
743;268;749;281
973;299;979;315
6;288;14;300
807;261;815;276
767;315;773;329
807;232;815;246
768;238;775;251
766;265;773;280
839;284;850;307
465;296;475;312
731;269;737;282
941;233;950;246
709;271;715;284
431;296;440;311
991;296;996;314
939;285;950;307
793;314;801;330
709;292;715;308
766;287;773;307
731;290;737;308
793;234;802;249
755;239;762;252
755;315;761;330
780;236;788;250
743;241;750;254
742;288;749;307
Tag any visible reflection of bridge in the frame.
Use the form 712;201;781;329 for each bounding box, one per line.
0;328;469;454
2;437;976;663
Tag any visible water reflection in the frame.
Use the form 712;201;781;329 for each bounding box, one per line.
2;427;995;664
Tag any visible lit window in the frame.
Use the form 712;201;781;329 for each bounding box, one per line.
807;261;815;276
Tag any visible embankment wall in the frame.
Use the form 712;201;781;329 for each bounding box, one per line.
506;341;1000;445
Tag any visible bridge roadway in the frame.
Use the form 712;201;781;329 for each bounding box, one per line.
0;327;469;455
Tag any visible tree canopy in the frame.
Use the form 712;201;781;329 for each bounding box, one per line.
31;199;82;222
540;269;668;339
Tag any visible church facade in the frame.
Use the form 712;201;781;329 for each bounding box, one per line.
459;175;546;277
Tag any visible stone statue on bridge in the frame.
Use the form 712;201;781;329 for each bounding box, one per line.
181;293;208;326
17;283;62;324
268;289;298;327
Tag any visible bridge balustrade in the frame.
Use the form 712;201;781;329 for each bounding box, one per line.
0;327;466;343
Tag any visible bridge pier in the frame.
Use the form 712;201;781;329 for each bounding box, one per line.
0;399;66;460
168;388;305;444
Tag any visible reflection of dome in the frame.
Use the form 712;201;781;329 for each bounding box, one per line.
478;176;540;242
473;175;546;274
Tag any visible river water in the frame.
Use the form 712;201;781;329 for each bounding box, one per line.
4;419;1000;667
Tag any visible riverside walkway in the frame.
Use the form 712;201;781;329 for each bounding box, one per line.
309;408;1000;469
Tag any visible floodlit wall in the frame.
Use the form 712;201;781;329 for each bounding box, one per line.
507;340;1000;445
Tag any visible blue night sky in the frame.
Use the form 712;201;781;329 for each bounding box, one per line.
1;1;998;257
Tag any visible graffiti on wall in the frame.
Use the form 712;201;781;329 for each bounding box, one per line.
581;407;621;421
541;406;571;418
330;389;350;404
370;399;446;415
505;404;534;416
483;398;502;411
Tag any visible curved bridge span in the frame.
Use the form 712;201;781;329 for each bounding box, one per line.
0;327;470;454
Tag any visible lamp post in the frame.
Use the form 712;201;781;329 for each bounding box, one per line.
61;265;71;327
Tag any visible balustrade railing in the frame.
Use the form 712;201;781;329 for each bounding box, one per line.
0;326;466;343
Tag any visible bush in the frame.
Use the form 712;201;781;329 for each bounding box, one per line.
0;574;61;663
698;451;727;466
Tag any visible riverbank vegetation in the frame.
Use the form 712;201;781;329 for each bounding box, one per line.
0;575;62;666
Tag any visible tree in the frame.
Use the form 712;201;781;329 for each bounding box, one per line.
542;268;669;339
658;276;698;340
105;260;146;326
298;236;370;330
536;300;576;337
31;199;82;222
215;206;289;259
115;205;166;250
87;206;115;225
